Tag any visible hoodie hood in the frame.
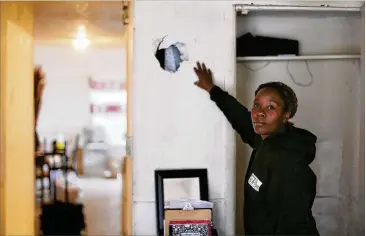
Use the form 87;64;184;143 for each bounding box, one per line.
265;123;317;165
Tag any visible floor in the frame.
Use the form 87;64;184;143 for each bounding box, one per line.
80;177;122;235
35;175;122;235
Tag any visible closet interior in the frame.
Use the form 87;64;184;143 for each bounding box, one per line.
234;3;364;236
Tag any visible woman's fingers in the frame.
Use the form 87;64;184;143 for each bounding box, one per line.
197;61;208;73
194;66;204;79
194;61;211;85
196;61;202;71
202;63;207;72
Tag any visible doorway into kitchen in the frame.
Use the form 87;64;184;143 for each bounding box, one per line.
33;1;128;234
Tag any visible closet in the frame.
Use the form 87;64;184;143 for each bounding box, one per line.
234;2;365;236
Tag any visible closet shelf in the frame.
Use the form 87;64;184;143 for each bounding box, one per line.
235;5;361;13
237;54;361;62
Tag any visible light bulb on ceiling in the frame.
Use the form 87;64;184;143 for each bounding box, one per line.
72;24;90;51
72;37;90;51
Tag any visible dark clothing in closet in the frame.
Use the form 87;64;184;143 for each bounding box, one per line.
209;85;319;236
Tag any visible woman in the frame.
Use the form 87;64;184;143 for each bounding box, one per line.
193;62;319;236
34;67;45;152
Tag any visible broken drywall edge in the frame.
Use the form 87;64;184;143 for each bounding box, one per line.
153;36;189;73
174;42;189;61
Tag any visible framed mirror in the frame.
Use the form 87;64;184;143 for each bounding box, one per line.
154;168;209;236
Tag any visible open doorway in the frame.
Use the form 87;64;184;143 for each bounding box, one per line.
33;1;127;234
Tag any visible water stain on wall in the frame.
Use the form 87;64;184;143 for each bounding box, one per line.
154;36;189;73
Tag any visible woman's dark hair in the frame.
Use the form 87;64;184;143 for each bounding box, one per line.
254;81;298;119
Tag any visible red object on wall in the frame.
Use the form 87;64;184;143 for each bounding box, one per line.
90;104;123;114
106;105;121;112
88;78;105;89
88;77;125;91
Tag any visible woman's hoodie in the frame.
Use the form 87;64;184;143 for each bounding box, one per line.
210;85;319;236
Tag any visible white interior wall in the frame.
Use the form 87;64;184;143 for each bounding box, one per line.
34;45;126;151
132;2;236;235
235;11;363;236
132;1;364;235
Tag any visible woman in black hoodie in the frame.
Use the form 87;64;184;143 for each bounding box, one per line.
193;62;319;236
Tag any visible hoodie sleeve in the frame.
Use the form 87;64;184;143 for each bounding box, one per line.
268;152;317;235
209;85;256;147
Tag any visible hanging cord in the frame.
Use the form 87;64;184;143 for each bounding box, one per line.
287;60;314;87
238;61;271;72
238;60;314;88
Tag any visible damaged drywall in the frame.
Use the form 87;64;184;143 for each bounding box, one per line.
154;36;189;73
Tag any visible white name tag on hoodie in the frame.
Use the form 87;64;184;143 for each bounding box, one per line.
248;173;263;192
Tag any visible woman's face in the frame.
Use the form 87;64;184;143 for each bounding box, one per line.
251;87;290;137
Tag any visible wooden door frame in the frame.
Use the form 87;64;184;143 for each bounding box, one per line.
122;1;133;235
0;2;35;235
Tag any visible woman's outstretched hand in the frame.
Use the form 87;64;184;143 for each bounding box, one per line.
193;61;214;92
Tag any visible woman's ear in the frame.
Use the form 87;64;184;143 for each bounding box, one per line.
283;112;290;122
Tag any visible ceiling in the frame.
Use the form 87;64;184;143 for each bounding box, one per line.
33;1;126;46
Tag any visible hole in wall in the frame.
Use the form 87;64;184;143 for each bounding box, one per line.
154;35;189;73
